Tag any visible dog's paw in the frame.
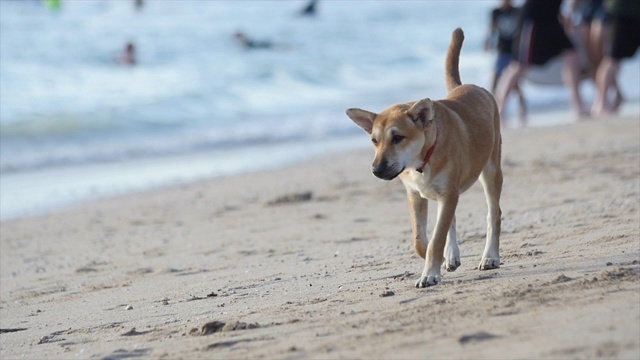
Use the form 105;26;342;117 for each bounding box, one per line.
444;258;461;272
478;257;500;270
415;274;441;288
442;237;460;271
443;247;461;272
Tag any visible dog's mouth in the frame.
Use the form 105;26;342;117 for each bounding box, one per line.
373;166;404;181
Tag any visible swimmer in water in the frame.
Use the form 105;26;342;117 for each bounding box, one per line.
117;42;136;65
300;0;318;17
234;31;274;50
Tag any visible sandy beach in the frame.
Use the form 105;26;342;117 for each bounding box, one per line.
1;114;639;359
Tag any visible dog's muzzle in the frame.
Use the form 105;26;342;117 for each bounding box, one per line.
372;161;403;181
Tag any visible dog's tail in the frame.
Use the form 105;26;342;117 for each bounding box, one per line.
445;28;464;93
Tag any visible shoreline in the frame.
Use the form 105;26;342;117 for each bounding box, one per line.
2;102;639;222
1;111;638;359
0;135;368;221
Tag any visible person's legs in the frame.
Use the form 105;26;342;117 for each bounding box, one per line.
589;19;607;75
492;53;511;94
562;50;588;117
490;71;499;95
592;12;639;117
592;56;620;117
592;19;624;110
576;22;597;75
495;61;528;125
611;76;624;112
515;84;527;126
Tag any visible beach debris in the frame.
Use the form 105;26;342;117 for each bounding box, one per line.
0;328;28;334
379;289;395;297
601;267;639;281
222;321;260;332
125;305;133;310
38;334;62;344
187;292;219;301
121;327;153;336
526;249;544;256
191;320;260;336
191;321;225;335
266;191;313;206
75;266;98;273
551;274;574;284
458;331;498;344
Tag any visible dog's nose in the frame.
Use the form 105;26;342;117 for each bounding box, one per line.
372;161;402;180
372;163;387;178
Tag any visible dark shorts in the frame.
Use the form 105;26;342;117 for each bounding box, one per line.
573;1;610;25
609;15;640;60
515;20;574;66
496;53;513;77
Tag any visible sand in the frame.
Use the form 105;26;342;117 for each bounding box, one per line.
1;115;639;359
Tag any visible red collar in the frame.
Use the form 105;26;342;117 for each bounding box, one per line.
416;128;437;173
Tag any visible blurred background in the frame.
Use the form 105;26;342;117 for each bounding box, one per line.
1;0;638;219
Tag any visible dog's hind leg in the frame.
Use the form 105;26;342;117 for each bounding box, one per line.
478;152;503;270
406;189;428;259
443;215;461;271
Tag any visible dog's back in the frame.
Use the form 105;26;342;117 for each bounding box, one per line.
434;28;501;192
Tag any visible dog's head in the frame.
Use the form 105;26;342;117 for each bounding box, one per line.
346;98;435;180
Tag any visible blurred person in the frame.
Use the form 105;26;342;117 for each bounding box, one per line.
569;0;623;104
117;42;136;66
569;0;608;76
300;0;318;17
44;0;61;11
485;0;527;124
495;0;588;121
591;0;640;117
234;31;275;50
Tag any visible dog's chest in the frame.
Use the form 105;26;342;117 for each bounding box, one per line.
400;169;447;200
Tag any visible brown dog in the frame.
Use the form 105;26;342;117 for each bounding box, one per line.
346;28;503;288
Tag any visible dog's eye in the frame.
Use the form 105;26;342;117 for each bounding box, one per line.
392;135;405;144
371;138;378;145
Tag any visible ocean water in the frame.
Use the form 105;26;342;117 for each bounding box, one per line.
1;0;639;219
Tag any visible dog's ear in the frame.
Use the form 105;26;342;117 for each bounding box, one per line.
407;98;434;128
346;108;377;134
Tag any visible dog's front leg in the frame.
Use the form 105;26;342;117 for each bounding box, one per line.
406;189;428;259
416;195;458;288
443;215;461;271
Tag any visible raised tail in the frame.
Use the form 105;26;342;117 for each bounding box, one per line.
445;28;464;93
